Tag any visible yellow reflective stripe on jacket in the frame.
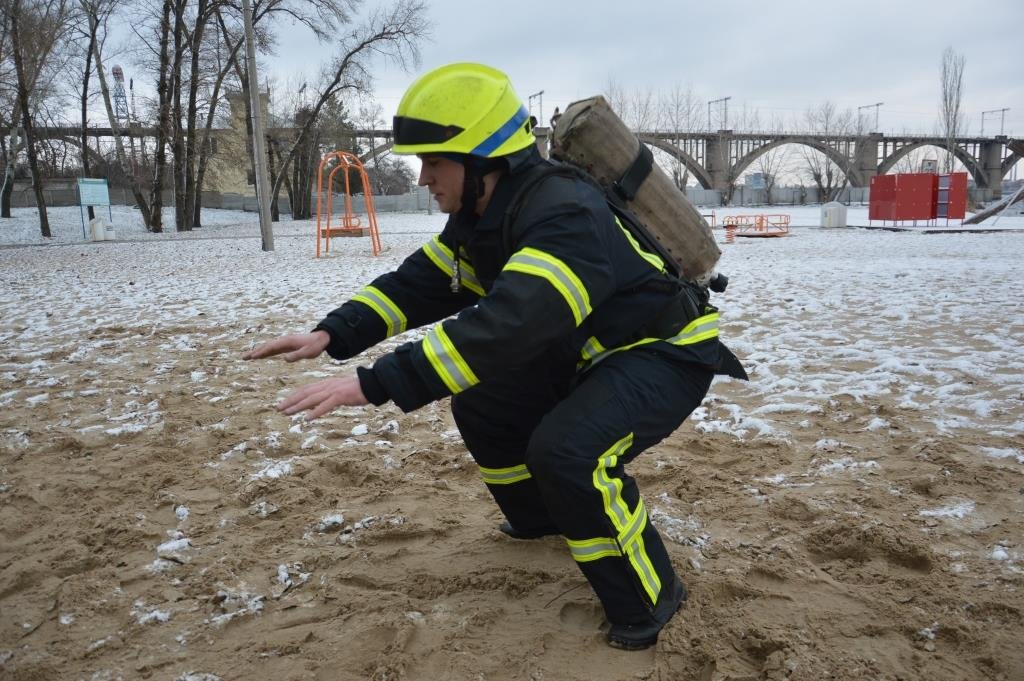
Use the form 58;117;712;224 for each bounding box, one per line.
422;323;479;393
665;311;720;346
351;285;407;337
421;236;485;296
566;536;622;562
581;311;720;366
479;463;531;485
615;216;665;272
592;432;662;604
503;247;592;326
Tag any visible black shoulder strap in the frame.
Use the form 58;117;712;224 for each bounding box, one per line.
499;155;686;281
611;141;653;204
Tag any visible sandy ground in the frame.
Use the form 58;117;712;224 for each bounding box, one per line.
1;218;1023;681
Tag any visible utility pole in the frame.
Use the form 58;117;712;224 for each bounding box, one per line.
528;90;545;126
981;108;1010;136
857;102;883;132
708;96;731;130
241;0;274;251
708;95;733;130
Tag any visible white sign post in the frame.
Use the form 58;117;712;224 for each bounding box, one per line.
77;178;113;240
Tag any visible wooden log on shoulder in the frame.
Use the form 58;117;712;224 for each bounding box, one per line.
551;96;720;281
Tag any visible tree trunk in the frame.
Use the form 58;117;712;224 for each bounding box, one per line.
2;122;21;219
195;8;247;228
150;0;173;233
10;1;50;237
170;0;186;230
81;14;97;221
267;135;280;221
182;0;208;229
270;138;294;216
86;5;152;227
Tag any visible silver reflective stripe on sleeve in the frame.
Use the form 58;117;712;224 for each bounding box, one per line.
351;285;407;337
422;323;480;394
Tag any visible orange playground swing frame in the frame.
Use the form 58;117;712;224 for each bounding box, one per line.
315;151;383;257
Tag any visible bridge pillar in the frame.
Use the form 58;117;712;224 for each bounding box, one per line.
533;126;550;159
851;133;882;188
980;139;1004;199
706;132;733;199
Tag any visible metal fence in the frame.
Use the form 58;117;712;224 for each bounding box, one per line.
6;182;999;213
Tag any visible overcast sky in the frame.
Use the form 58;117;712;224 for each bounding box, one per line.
267;0;1022;137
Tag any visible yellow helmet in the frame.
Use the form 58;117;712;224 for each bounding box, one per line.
392;63;535;158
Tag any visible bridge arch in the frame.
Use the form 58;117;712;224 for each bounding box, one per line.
359;140;394;164
1003;153;1022;180
1003;140;1024;180
730;137;862;187
639;136;713;189
878;141;986;185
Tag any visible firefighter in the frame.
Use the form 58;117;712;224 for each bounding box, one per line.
244;62;746;649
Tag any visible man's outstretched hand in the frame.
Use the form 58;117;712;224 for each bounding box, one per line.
243;330;330;362
277;375;369;420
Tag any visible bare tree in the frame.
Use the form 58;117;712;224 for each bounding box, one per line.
754;115;791;204
74;0;100;220
266;0;429;219
798;101;854;203
939;46;966;173
659;81;700;190
4;0;72;237
83;0;154;228
192;6;247;227
0;7;22;218
604;77;656;131
355;99;386;192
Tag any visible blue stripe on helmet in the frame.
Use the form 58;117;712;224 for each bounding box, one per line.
469;105;529;157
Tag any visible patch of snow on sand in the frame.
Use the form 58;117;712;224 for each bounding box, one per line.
920;500;976;520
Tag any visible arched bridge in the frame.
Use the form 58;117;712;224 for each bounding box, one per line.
347;127;1022;199
27;124;1022;199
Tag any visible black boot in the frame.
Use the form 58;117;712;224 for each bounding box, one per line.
497;521;560;540
606;575;687;650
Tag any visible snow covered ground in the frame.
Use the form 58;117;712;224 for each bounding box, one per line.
2;200;1022;247
2;205;1023;680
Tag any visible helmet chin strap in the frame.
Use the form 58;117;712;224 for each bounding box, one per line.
449;155;506;293
448;161;482;293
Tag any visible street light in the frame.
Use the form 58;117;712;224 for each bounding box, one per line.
707;96;731;130
981;108;1010;136
857;102;883;132
528;90;545;126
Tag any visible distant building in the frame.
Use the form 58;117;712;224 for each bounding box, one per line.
202;91;270;196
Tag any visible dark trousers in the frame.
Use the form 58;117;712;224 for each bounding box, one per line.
451;347;713;625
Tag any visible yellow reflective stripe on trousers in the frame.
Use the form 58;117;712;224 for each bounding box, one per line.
581;336;606;362
503;247;592;325
422;323;479;394
479;463;531;485
421;236;485;296
592;432;662;604
566;536;622;562
615;216;665;272
351;285;407;337
581;311;720;366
